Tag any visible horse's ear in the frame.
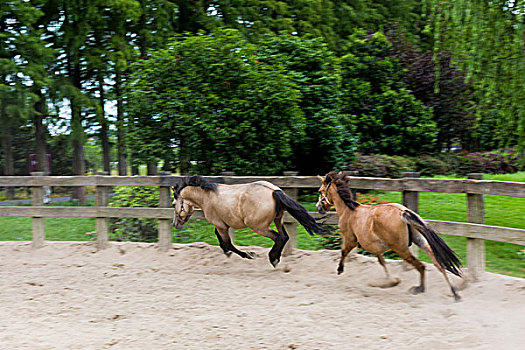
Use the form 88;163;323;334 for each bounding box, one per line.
317;175;325;183
171;186;178;198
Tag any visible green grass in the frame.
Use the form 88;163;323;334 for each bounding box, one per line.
0;174;523;277
0;200;96;241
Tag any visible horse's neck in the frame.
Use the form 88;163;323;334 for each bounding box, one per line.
332;192;358;219
181;186;209;208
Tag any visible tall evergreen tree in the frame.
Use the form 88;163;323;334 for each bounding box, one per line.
1;1;50;198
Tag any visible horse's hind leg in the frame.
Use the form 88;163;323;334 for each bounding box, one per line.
253;222;288;267
417;242;461;301
396;249;426;295
338;233;357;275
270;217;290;267
371;254;400;287
216;227;256;260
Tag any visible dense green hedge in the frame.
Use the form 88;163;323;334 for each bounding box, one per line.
344;149;524;178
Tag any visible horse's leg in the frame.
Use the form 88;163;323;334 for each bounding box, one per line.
216;227;256;260
252;224;288;267
370;254;401;288
396;249;426;294
214;228;232;257
418;243;461;301
269;216;289;267
338;233;358;275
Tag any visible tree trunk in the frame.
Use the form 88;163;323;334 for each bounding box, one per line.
130;152;140;175
0;134;15;199
147;160;158;175
0;82;15;199
116;70;127;175
33;89;49;174
179;138;190;175
98;78;111;174
70;61;86;204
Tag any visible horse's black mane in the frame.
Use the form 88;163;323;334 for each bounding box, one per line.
325;171;360;210
172;175;218;197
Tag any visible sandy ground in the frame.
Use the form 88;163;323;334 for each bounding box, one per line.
0;241;523;350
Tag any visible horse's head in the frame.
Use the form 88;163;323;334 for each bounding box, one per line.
171;185;194;229
316;175;334;214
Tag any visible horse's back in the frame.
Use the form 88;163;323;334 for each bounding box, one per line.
214;181;278;229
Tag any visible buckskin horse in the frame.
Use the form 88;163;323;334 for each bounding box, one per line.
317;171;462;301
172;175;323;267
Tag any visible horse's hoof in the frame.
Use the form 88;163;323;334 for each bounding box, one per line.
244;251;256;259
454;294;462;302
270;258;280;267
369;278;401;288
337;267;344;275
224;251;232;258
409;286;425;295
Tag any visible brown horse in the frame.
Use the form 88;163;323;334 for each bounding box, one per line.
172;175;323;267
316;171;462;301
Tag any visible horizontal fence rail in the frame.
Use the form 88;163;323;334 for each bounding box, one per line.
1;174;524;280
1;175;524;197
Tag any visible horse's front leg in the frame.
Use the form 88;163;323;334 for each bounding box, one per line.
338;232;358;275
214;228;232;257
216;226;256;260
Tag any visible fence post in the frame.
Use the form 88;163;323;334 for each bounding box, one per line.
403;172;420;257
158;172;172;252
467;173;485;281
282;171;299;256
96;172;109;250
31;172;45;248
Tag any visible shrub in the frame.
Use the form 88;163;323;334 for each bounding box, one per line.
345;153;416;178
345;149;523;178
109;186;160;242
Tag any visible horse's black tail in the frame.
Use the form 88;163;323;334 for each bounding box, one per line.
402;210;462;277
272;190;323;236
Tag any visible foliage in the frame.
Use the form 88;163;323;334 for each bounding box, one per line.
127;29;306;175
345;154;416;178
426;0;525;160
387;28;476;152
255;33;356;174
340;31;437;155
109;186;160;242
345;149;525;178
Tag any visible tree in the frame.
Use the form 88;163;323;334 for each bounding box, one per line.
387;28;476;151
87;1;142;175
126;29;306;175
340;31;437;155
1;1;50;197
427;0;525;158
256;33;356;174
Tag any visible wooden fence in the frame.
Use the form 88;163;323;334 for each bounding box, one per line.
1;173;524;280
